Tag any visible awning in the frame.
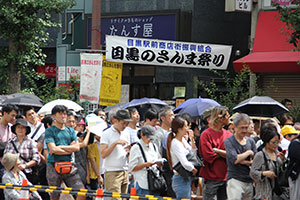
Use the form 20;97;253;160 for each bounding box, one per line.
234;11;300;73
233;51;300;72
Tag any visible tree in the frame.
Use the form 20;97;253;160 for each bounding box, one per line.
0;0;75;93
275;0;300;50
199;66;264;113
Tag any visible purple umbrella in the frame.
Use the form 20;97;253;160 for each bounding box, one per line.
174;98;220;117
121;98;168;120
122;97;167;109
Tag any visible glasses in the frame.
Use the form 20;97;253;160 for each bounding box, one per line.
270;140;280;145
286;123;294;126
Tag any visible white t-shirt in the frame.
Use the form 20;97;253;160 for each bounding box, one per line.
27;121;45;142
101;126;130;172
123;126;139;144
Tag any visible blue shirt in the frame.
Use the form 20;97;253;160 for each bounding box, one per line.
45;126;77;163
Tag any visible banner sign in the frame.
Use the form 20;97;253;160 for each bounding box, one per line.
80;53;103;104
106;35;232;70
87;14;176;46
99;57;123;106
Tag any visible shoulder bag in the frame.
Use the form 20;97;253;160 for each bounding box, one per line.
137;143;167;194
173;151;204;180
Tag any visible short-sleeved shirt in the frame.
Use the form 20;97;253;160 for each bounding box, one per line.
27;121;45;142
87;143;100;179
122;126;139;144
224;136;257;182
45;126;77;163
0;124;13;143
100;126;130;172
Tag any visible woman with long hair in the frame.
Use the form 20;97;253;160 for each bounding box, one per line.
166;116;197;200
250;122;285;200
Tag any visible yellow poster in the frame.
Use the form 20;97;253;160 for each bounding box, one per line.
99;56;123;106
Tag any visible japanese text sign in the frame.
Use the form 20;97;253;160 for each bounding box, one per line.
272;0;290;6
106;35;232;70
88;14;176;46
37;64;57;77
236;0;252;12
80;53;103;104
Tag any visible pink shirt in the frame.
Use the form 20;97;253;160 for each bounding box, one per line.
0;124;13;142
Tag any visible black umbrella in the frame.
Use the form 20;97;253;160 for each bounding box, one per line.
232;96;289;117
2;95;43;108
6;93;42;102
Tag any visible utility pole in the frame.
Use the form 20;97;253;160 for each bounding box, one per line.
91;0;101;49
249;0;262;97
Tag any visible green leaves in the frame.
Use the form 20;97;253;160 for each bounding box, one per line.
274;1;300;51
199;66;264;114
0;0;75;93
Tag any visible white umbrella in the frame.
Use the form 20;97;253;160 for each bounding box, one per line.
37;99;83;115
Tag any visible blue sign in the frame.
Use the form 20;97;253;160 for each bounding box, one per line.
87;14;177;46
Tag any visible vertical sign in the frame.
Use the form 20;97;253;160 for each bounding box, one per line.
120;84;130;103
80;53;103;104
99;57;123;106
235;0;252;12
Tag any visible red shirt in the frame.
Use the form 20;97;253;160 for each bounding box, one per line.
199;127;232;181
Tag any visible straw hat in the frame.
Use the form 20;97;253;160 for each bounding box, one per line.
1;152;19;170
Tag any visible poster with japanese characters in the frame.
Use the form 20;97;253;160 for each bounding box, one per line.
106;35;232;70
99;57;123;106
80;53;103;104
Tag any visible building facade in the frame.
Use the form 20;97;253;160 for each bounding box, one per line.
56;0;251;102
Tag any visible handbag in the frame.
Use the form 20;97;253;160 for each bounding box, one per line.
137;143;167;193
262;151;283;196
277;159;289;187
173;151;204;180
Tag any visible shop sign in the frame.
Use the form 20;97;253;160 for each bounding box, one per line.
87;14;176;46
37;64;57;77
56;66;81;82
80;53;103;104
235;0;252;12
106;35;232;70
272;0;290;5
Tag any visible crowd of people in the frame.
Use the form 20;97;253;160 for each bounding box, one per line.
0;99;299;200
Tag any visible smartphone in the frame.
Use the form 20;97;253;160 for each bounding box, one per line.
281;149;287;155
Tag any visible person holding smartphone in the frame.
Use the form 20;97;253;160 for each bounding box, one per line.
250;121;286;200
128;125;163;195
